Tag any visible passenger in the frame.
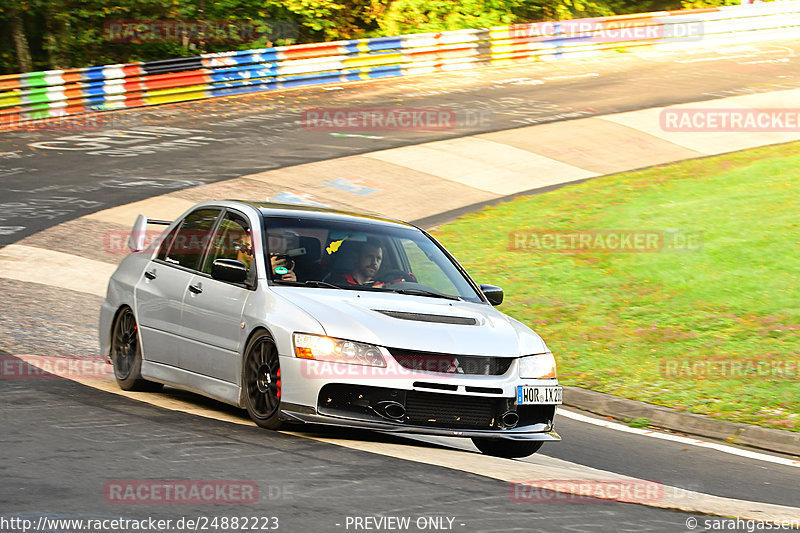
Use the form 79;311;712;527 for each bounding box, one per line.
267;231;297;282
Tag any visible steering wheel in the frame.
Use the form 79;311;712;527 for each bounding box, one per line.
377;269;416;284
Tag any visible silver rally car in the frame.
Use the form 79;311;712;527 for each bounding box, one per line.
100;200;562;458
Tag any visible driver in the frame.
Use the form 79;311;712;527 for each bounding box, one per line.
332;238;386;287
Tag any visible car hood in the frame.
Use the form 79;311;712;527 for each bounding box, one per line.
271;287;547;356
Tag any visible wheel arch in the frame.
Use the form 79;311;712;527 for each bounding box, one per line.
104;303;134;359
237;326;278;407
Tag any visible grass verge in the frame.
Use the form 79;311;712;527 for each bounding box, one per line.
432;141;800;432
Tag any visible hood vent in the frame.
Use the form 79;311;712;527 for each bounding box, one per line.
374;310;477;325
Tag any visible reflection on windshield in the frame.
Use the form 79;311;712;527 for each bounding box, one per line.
262;216;482;303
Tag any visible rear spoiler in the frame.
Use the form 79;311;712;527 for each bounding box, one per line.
128;214;172;252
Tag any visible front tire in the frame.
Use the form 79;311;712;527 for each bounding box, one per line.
472;438;543;458
110;307;163;392
243;331;283;430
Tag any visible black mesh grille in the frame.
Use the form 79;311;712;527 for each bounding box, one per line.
390;349;513;375
317;385;548;431
405;391;500;428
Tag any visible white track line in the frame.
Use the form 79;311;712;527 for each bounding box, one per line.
559;409;800;468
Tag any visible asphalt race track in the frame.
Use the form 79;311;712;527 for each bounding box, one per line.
3;39;800;246
1;39;800;533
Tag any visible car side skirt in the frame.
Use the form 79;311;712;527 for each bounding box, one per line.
141;360;242;408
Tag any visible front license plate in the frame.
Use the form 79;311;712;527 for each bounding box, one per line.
516;385;563;405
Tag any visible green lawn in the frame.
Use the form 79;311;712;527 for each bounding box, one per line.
432;142;800;432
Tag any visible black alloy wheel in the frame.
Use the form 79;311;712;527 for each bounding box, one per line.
243;331;283;429
110;307;162;392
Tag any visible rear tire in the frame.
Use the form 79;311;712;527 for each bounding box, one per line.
110;307;163;392
243;331;283;430
472;438;543;458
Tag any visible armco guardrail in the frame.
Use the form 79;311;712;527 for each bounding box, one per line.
1;1;799;127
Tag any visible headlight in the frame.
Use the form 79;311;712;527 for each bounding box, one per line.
293;333;386;367
519;352;557;379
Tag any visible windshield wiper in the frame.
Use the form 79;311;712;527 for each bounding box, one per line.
391;288;462;301
272;279;344;289
302;280;344;289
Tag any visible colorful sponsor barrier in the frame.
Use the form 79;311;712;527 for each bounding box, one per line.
1;1;799;126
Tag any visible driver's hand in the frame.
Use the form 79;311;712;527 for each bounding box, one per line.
270;255;296;281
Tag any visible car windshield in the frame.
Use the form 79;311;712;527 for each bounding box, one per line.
262;215;483;303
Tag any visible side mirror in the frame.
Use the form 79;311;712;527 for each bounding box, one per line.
128;214;148;252
479;284;503;306
211;259;248;284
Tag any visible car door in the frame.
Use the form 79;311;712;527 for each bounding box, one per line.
180;209;256;383
134;207;222;368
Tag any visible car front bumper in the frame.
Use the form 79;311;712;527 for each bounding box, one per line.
280;406;561;441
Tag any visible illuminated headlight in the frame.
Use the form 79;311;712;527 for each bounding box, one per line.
293;333;386;367
519;352;557;379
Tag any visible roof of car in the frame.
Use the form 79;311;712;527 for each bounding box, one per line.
233;201;416;228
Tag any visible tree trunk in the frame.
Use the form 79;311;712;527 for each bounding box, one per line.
10;10;33;73
43;7;70;69
198;0;207;53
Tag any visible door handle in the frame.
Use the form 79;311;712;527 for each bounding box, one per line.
188;284;203;294
144;270;157;280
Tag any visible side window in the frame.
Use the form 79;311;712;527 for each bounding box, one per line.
162;208;221;271
156;226;179;261
203;211;255;284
